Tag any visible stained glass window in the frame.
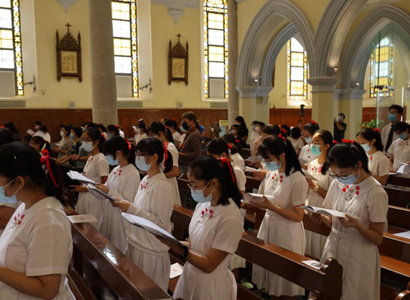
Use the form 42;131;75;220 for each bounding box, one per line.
204;0;228;99
0;0;23;95
112;0;138;97
369;37;393;98
287;38;308;103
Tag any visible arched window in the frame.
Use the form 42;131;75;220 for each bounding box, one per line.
0;0;23;95
203;0;228;99
369;37;393;98
111;0;138;97
287;37;308;105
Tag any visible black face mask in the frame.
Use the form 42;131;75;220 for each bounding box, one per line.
182;122;189;130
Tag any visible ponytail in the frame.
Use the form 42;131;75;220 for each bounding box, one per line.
303;121;320;136
148;121;175;144
103;136;137;166
222;133;242;154
136;138;173;173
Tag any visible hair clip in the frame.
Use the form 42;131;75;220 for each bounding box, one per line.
235;139;240;144
332;140;338;144
115;125;119;128
311;120;317;125
227;143;233;150
341;139;355;144
373;128;381;132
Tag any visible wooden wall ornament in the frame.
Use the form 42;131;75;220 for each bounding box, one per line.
56;23;82;82
168;33;188;85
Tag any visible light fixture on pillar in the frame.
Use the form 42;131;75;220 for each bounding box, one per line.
253;75;261;87
406;84;410;92
351;82;360;89
328;66;338;77
55;0;77;14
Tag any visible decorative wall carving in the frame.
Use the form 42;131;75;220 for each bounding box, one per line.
56;23;82;82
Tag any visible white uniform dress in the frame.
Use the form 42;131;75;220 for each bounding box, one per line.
305;159;333;259
173;198;243;300
165;142;181;205
76;153;109;227
0;197;74;300
124;172;173;292
291;138;304;153
172;131;182;146
368;151;390;177
0;202;19;236
388;138;410;171
252;170;308;296
135;133;148;146
231;152;245;169
91;164;140;253
320;177;388;300
299;144;318;163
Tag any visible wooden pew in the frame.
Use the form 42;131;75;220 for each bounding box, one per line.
387;175;410;188
385;187;410;208
241;148;251;159
70;220;172;300
171;205;344;300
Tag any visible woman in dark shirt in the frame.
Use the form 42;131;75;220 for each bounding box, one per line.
235;116;249;143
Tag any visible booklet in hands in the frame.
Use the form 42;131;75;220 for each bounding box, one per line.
243;193;274;204
121;213;187;249
301;206;358;220
87;184;118;202
67;171;96;185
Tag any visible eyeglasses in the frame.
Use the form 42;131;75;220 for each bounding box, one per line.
187;181;210;193
328;170;352;180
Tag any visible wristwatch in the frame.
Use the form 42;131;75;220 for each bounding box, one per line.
313;185;319;193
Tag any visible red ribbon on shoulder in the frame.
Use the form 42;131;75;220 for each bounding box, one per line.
219;157;236;183
342;139;355;144
163;142;168;165
40;149;60;188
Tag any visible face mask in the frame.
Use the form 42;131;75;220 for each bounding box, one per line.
252;126;256;131
388;113;397;122
60;130;65;137
34;125;40;130
180;125;186;133
265;160;281;172
82;141;95;152
135;156;151;171
136;128;141;134
182;122;189;131
108;133;113;138
106;155;118;166
336;116;342;122
361;143;372;153
398;132;408;140
310;145;322;156
69;133;75;140
305;136;312;144
337;169;360;185
0;178;19;204
231;130;238;135
191;181;213;203
255;126;261;133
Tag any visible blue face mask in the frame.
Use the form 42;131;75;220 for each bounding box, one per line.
310;145;322;156
135;156;151;171
337;169;360;185
106;155;118;166
0;178;19;204
69;133;75;140
305;136;312;144
191;181;213;203
361;143;372;153
82;141;95;152
398;132;408;140
265;160;281;172
251;126;256;131
388;113;397;122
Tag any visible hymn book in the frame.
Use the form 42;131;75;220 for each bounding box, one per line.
87;184;118;202
301;206;358;220
67;170;96;185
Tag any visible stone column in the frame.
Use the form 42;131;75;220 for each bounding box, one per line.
89;0;118;125
237;86;272;127
334;89;366;139
307;77;339;133
228;0;239;126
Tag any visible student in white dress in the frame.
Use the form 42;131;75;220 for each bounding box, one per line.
165;119;182;148
112;138;174;292
0;142;74;300
106;124;121;139
148;121;181;205
29;136;51;156
289;127;304;156
34;125;51;143
311;141;388;300
250;122;265;156
223;133;246;169
389;122;410;172
305;130;334;259
356;128;389;185
90;137;140;253
134;120;148;146
72;127;109;227
0;129;18;236
158;156;244;300
300;121;320;169
249;120;259;147
250;135;308;297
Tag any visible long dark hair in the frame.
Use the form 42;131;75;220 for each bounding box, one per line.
222;133;242;155
148;121;175;144
322;142;370;175
103;136;136;166
356;128;383;152
0;128;15;146
31;136;51;152
188;156;242;207
0;142;65;206
258;136;302;176
136;138;173;173
84;127;104;151
107;124;120;136
164;119;180;134
3;121;19;136
206;138;231;157
303;122;320;136
235;116;247;129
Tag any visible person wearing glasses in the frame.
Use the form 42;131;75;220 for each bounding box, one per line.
112;138;173;292
305;130;334;259
311;141;388;300
157;156;243;300
249;136;308;298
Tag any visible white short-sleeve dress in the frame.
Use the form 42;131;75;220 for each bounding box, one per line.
231;153;245;169
368;151;390;177
165;142;181;205
252;170;308;296
299;144;318;164
0;202;19;236
173;198;244;300
0;197;74;300
388;138;410;171
76;153;109;227
305;159;333;259
320;177;388;300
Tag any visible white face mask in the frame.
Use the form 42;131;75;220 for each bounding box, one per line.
135;156;151;171
82;141;95;152
60;130;65;137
